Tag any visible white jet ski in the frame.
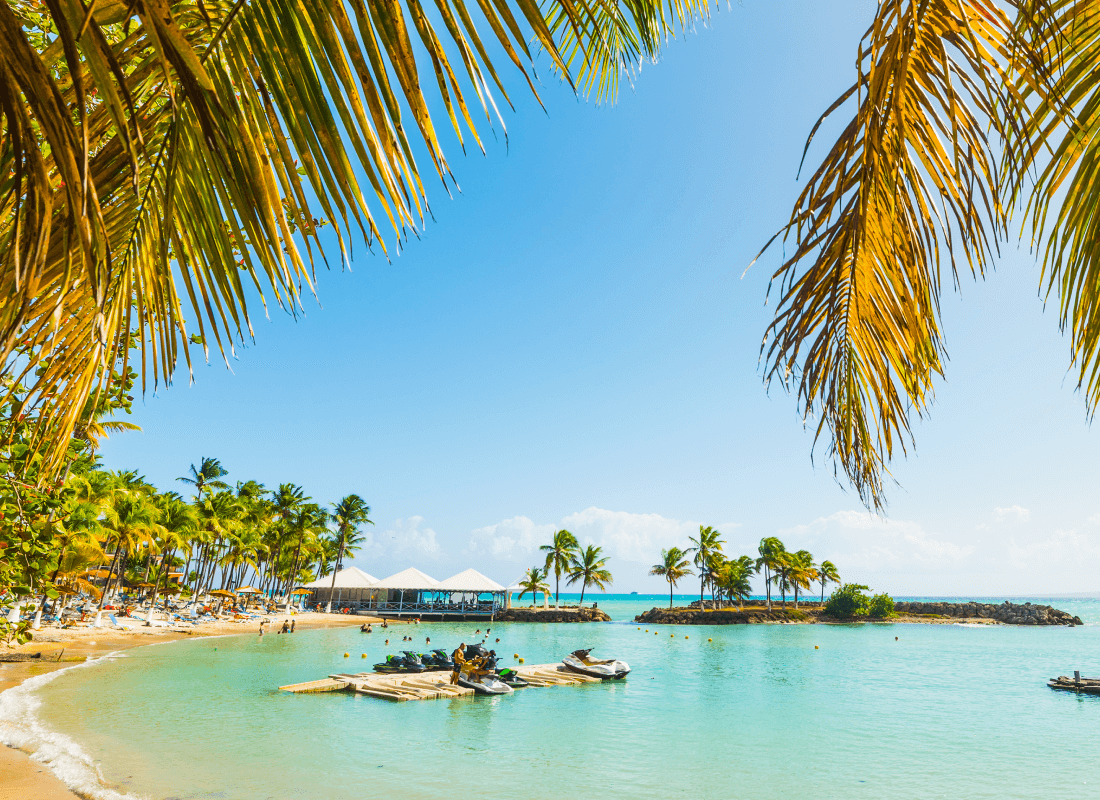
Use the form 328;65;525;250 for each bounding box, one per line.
562;648;630;680
456;665;515;695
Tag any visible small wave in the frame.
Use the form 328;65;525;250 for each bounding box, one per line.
0;652;146;800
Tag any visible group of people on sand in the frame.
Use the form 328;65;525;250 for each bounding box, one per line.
258;619;295;637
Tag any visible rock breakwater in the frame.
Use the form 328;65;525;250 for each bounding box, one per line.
495;608;611;623
894;601;1082;625
635;607;812;625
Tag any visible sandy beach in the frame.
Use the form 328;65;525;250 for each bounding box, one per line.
0;613;385;800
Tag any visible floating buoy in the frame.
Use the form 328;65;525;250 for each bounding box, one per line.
655;632;658;635
361;654;367;658
815;646;819;650
670;634;674;637
518;658;524;663
708;638;712;642
344;652;349;658
514;653;519;658
685;636;689;639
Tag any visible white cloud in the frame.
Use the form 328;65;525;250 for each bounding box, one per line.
1087;513;1100;526
779;510;974;574
465;507;738;566
994;505;1031;524
370;516;443;561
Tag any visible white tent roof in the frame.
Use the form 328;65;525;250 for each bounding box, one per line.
300;566;378;589
372;567;440;590
434;569;506;592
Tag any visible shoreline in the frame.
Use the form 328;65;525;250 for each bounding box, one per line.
0;613;380;800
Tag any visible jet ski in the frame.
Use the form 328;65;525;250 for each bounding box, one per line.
456;656;514;695
496;667;529;688
372;652;428;674
562;648;630;680
420;649;454;670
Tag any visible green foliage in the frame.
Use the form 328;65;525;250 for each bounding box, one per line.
868;593;896;619
824;584;872;618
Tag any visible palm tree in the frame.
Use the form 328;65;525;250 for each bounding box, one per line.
786;550;817;610
566;545;613;605
687;526;724;609
96;494;164;620
715;558;755;609
818;561;841;604
5;0;712;477
540;530;579;608
650;548;693;609
326;494;373;613
516;566;551;608
178;459;229;504
756;537;786;611
146;497;198;625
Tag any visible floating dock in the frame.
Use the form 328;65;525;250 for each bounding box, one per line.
279;663;605;701
1048;672;1100;695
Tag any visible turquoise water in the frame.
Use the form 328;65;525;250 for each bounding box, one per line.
14;595;1100;799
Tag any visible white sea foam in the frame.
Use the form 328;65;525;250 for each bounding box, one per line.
0;652;146;800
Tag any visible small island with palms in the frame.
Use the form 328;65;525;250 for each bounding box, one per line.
638;529;1082;627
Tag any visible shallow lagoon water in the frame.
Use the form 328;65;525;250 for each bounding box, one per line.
22;596;1100;799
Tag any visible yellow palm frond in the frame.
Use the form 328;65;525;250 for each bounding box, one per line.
1;0;711;476
755;0;1023;509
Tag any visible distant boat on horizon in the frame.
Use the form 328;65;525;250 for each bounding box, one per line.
630;591;638;595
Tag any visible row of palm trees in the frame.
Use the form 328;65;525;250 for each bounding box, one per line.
650;528;841;610
515;530;614;607
44;456;372;623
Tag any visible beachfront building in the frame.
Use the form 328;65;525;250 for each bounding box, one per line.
299;566;382;611
301;566;508;619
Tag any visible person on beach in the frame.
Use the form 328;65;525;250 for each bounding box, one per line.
381;619;388;629
290;619;296;633
259;622;265;637
451;643;466;685
281;620;290;634
426;636;430;645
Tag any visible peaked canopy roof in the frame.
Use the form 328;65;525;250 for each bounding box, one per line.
372;567;440;590
300;566;378;589
434;569;506;592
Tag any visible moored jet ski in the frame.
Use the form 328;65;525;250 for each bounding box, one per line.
456;657;514;695
372;652;428;674
562;648;630;680
420;649;454;670
496;667;529;688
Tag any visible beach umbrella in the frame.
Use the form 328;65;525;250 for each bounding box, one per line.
289;588;312;595
208;590;237;598
81;569;112;579
134;582;156;589
236;586;262;594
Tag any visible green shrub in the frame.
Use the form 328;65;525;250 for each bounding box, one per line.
867;593;895;618
824;584;871;618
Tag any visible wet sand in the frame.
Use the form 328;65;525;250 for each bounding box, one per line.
0;613;385;799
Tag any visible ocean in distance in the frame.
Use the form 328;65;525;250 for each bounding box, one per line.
11;594;1100;800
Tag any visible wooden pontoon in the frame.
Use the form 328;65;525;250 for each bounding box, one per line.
1047;672;1100;694
279;663;605;701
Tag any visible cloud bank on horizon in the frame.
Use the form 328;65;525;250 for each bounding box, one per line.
344;504;1100;596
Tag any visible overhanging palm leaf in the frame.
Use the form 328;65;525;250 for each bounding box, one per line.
0;0;711;476
756;0;1024;510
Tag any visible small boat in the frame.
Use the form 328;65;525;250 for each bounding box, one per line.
562;648;630;680
1048;674;1100;694
419;649;454;670
630;591;638;595
496;667;529;688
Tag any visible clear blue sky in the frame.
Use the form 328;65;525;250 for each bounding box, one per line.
100;1;1100;596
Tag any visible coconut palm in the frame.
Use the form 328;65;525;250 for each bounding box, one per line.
517;566;551;608
715;557;755;609
146;497;198;625
650;548;693;609
566;545;613;605
755;537;786;611
178;459;229;504
326;494;373;612
96;494;164;616
786;550;817;610
687;526;724;609
818;560;841;604
541;530;579;608
2;0;712;476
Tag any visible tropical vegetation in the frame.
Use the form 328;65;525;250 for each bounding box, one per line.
823;584;896;620
649;547;692;609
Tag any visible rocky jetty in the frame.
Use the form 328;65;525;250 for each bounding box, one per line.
894;601;1082;626
635;607;813;625
495;607;611;623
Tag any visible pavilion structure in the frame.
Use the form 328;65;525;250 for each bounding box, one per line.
299;566;508;619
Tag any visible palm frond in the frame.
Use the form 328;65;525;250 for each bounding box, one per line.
755;0;1022;510
0;0;713;477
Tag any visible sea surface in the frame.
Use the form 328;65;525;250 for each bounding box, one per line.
6;594;1100;800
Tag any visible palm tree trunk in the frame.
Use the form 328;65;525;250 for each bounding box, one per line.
765;566;772;610
668;579;674;609
146;548;173;626
326;540;345;613
579;582;586;606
